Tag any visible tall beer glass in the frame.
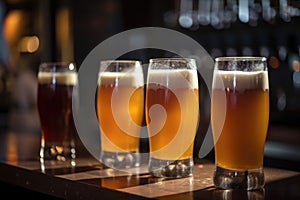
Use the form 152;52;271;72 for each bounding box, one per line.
37;62;78;161
97;60;144;169
211;57;269;190
146;58;199;178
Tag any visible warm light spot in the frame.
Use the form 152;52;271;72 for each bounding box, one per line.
27;36;39;52
269;56;279;69
56;7;74;61
18;36;40;53
3;10;24;45
6;132;18;164
292;60;300;72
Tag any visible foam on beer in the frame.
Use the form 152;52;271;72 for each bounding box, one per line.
38;72;78;85
213;70;269;91
147;69;198;89
98;72;144;86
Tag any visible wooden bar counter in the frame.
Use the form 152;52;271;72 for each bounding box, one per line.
0;124;300;199
0;154;300;199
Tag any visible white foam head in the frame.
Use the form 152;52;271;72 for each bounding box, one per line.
98;72;144;87
147;69;198;89
38;72;78;85
213;70;269;91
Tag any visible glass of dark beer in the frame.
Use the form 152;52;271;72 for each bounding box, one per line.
37;62;78;162
211;57;269;190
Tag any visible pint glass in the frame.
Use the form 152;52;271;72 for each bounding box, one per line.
211;57;269;190
146;58;199;178
96;60;144;169
37;62;78;161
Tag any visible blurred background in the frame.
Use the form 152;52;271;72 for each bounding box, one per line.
0;0;299;170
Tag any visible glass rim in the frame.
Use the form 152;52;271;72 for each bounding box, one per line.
40;62;76;66
100;60;142;65
215;56;267;62
39;62;77;72
149;57;196;63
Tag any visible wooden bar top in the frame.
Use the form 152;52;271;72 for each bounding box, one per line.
0;124;300;199
1;156;300;200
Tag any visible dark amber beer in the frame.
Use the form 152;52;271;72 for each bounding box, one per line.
37;63;78;161
211;57;269;190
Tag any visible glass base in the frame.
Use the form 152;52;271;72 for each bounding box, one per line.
214;165;265;190
149;157;193;178
100;151;140;169
40;142;76;161
213;188;265;199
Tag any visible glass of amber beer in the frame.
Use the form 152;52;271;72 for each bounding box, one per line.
37;62;78;161
146;58;199;178
211;57;269;190
97;60;144;169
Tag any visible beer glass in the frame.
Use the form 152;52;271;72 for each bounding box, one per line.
96;60;144;169
211;57;269;190
37;62;78;161
146;58;199;178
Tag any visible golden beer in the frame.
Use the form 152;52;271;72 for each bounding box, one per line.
211;70;269;170
146;69;199;160
97;72;144;153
